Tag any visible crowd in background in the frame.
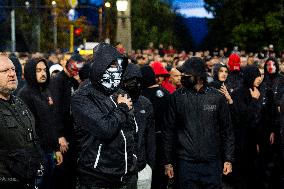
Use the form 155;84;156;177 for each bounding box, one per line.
1;41;284;189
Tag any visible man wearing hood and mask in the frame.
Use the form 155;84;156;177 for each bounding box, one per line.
17;58;63;189
71;42;138;189
261;57;284;188
163;57;234;189
122;63;155;189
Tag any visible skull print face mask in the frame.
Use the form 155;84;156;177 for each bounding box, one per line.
100;58;123;93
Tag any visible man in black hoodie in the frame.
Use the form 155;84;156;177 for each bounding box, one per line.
49;53;84;189
163;57;234;189
140;65;170;189
71;43;137;189
230;65;263;189
18;58;63;189
122;63;156;189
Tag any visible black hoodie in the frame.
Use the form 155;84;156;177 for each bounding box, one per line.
122;63;156;171
230;65;262;175
71;43;137;187
17;58;59;152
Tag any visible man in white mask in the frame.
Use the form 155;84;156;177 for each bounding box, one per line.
71;42;138;189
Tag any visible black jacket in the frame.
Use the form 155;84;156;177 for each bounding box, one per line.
71;43;137;187
227;71;243;94
163;86;234;164
18;59;60;152
123;63;156;171
49;71;79;138
0;96;39;179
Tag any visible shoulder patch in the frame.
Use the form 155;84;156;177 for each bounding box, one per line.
156;90;164;98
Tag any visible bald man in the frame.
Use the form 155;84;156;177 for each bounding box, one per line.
0;55;44;188
169;68;182;89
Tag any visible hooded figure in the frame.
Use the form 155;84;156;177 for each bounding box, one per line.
18;58;59;152
17;58;63;188
71;42;138;189
262;58;284;189
230;65;263;188
211;63;229;89
140;65;170;189
227;53;243;94
163;57;234;189
122;63;156;189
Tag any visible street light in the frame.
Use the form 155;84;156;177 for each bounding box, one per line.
116;0;131;53
105;2;111;8
116;0;128;12
52;1;57;51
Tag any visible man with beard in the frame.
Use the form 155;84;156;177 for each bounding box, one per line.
122;63;156;189
163;57;234;189
71;43;138;189
0;55;44;188
18;58;63;189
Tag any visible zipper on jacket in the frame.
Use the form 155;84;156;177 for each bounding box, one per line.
94;144;102;168
120;130;128;181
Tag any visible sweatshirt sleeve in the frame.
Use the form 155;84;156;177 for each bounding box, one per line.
162;93;177;165
218;95;234;163
146;103;156;169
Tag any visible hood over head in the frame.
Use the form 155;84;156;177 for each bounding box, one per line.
213;63;228;81
140;66;157;88
264;57;279;76
24;58;50;89
89;42;128;91
242;65;261;89
123;63;142;81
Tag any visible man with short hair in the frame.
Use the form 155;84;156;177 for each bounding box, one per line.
18;58;63;189
0;55;44;188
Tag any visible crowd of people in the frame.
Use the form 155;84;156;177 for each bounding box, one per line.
0;42;284;189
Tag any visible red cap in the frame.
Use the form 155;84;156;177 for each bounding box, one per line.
228;53;241;71
150;61;169;75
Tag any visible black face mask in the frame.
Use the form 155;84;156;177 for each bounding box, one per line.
123;78;142;102
181;75;197;89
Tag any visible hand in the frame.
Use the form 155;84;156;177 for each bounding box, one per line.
59;137;69;154
218;84;233;104
257;144;260;154
223;162;232;175
270;132;275;145
55;151;63;165
249;87;260;100
117;94;133;110
164;164;174;179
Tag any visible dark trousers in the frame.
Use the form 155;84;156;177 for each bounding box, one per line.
178;159;222;189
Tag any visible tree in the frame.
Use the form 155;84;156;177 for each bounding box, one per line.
204;0;284;52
